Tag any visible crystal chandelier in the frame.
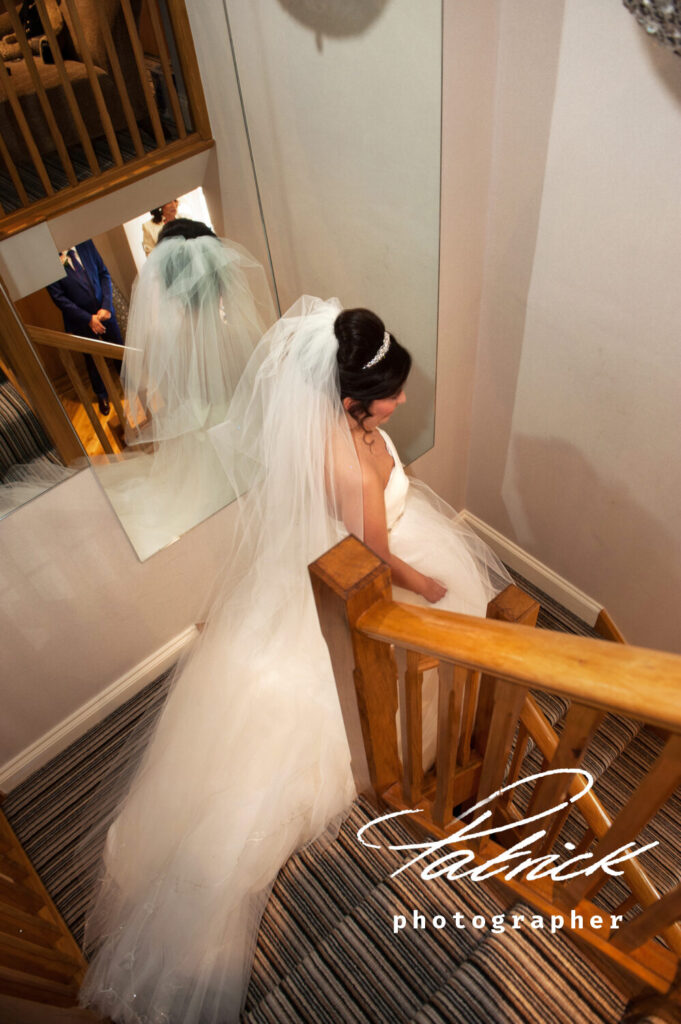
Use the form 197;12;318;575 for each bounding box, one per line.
623;0;681;56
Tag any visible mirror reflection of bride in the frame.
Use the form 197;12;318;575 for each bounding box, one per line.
80;297;510;1023
91;219;274;559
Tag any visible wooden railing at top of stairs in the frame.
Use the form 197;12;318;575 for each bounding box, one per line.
0;0;213;241
310;535;681;1006
27;324;134;457
0;808;87;1011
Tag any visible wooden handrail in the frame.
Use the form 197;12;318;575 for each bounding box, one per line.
310;535;681;1001
356;600;681;732
28;326;126;361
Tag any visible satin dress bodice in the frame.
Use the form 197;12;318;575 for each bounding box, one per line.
380;430;409;529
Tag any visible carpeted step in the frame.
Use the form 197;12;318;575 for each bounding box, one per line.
244;797;506;1021
3;673;172;947
409;901;628;1024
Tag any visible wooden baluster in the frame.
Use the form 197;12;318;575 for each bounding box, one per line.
458;669;480;768
395;648;424;805
471;670;496;758
573;826;595;857
476;678;527;838
521;694;681;955
0;54;53;195
32;0;100;175
566;733;681;907
522;703;603;853
432;664;469;829
4;4;78;187
120;0;166;148
58;350;114;455
0;131;29;208
164;0;211;139
310;537;399;797
473;584;539;759
613;882;681;954
61;0;123;165
499;720;529;817
613;892;639;918
145;0;187;140
93;0;145;158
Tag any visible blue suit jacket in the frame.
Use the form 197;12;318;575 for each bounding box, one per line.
46;240;122;344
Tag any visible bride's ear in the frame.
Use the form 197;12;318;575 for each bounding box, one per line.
342;397;353;413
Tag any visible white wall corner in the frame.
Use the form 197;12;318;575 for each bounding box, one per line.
460;510;602;625
0;626;197;794
0;223;65;301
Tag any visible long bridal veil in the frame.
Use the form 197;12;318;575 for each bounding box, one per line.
80;297;361;1024
91;235;275;558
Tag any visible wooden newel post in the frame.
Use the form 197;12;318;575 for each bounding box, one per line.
474;584;541;757
309;535;401;801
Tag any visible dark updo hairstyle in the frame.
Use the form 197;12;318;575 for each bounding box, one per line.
155;218;221;309
157;217;217;244
149;206;163;224
335;308;411;430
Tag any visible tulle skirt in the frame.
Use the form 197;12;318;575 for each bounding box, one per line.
390;479;511;616
80;582;355;1024
80;483;510;1023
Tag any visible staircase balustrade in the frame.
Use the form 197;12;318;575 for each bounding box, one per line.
27;323;134;456
0;810;86;1007
0;0;212;239
310;535;681;1004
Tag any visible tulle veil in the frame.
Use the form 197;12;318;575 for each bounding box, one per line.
80;297;362;1023
90;235;276;559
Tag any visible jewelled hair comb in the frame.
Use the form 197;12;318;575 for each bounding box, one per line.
362;331;391;369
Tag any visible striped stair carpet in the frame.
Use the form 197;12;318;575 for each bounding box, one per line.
2;580;677;1022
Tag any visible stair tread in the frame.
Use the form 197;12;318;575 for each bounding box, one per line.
245;796;505;1020
0;962;79;1004
409;901;627;1024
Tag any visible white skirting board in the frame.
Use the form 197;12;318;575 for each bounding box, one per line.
459;510;602;625
1;521;600;793
0;626;198;793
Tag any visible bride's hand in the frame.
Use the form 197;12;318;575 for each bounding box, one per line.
422;576;447;604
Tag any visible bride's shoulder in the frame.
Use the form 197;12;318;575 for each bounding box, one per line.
378;428;400;459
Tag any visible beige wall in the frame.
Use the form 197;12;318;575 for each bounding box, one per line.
0;469;238;768
465;0;681;651
220;0;441;464
412;0;500;505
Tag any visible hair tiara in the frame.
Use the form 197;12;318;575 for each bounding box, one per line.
362;330;391;370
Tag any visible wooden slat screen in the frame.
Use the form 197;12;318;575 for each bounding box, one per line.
0;0;211;238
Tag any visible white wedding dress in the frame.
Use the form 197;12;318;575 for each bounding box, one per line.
80;298;510;1024
80;432;509;1024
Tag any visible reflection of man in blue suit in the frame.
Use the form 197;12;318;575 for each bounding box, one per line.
47;240;124;416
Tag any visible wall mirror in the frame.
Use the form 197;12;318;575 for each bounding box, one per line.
0;279;83;517
3;0;443;559
223;0;442;464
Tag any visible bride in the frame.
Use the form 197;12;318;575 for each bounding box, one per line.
80;296;510;1023
91;218;273;559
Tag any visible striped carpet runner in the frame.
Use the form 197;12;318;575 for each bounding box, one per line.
2;576;677;1022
